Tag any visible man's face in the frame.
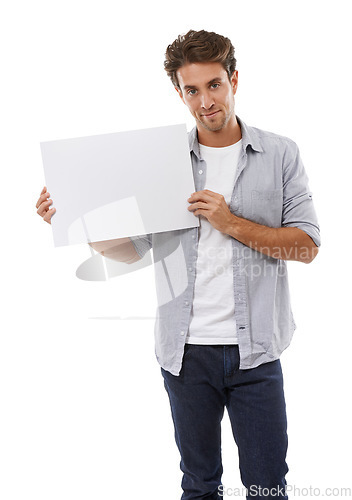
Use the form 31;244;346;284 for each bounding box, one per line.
175;62;238;132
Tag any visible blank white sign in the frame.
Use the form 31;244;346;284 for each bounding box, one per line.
40;123;199;247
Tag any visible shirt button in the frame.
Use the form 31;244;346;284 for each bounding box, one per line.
185;301;189;306
180;331;185;336
198;169;203;174
188;267;193;272
192;235;195;239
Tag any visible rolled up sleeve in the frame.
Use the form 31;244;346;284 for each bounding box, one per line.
129;233;153;258
281;140;321;247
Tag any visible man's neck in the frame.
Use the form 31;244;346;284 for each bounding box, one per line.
197;116;242;148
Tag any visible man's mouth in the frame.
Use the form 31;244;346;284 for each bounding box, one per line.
202;110;220;118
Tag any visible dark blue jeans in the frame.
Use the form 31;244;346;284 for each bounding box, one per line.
161;344;289;500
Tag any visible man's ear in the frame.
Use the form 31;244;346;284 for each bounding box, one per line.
231;70;239;95
175;86;185;104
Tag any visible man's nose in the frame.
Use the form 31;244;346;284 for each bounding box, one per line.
200;91;215;109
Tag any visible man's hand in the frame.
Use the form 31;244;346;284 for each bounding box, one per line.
36;186;56;224
187;189;318;263
187;189;234;233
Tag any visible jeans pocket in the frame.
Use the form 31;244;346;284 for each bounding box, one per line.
183;343;193;358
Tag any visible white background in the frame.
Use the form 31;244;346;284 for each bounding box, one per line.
1;1;351;498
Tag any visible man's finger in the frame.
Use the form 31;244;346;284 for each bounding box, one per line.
188;190;222;203
37;199;53;217
36;190;50;209
188;201;209;211
43;207;56;224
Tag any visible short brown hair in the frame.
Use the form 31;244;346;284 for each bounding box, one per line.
164;29;237;89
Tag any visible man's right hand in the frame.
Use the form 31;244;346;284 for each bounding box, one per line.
36;186;56;224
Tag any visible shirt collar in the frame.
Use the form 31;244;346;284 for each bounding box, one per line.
188;115;264;159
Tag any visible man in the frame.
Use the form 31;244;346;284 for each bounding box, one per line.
37;30;320;500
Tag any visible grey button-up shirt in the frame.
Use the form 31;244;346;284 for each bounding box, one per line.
130;116;321;376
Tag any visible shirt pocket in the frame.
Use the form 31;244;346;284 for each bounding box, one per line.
251;188;283;227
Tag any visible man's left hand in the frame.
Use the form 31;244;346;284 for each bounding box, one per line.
187;189;235;234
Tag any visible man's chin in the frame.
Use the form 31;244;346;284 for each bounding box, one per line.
198;119;226;132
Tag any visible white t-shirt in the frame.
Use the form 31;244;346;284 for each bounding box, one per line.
186;139;242;345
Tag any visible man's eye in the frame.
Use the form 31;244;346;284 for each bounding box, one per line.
187;89;197;95
211;83;220;89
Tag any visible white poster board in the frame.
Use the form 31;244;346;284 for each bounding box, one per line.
40;124;199;247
